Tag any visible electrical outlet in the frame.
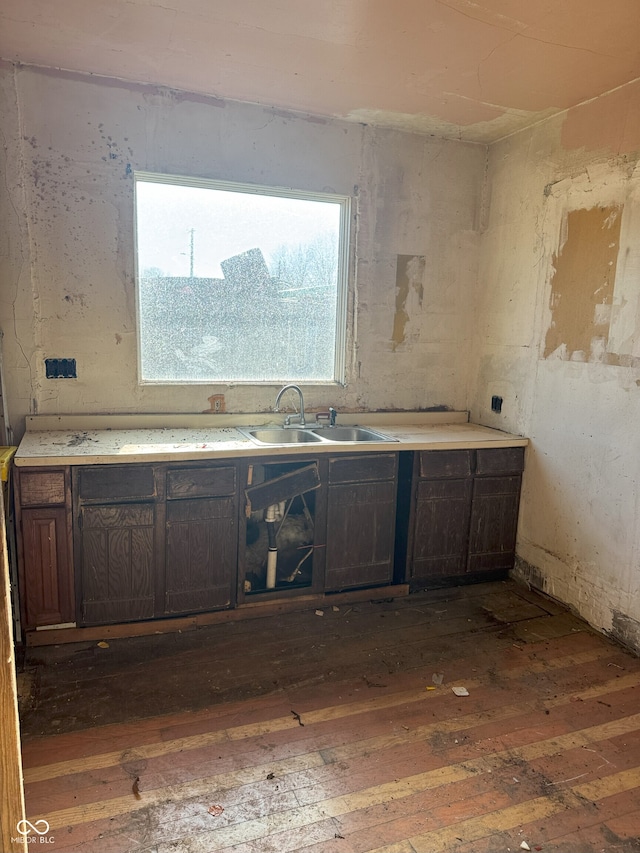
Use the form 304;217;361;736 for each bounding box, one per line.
491;395;503;413
45;358;77;379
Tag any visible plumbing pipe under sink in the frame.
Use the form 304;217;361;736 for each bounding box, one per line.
264;503;279;589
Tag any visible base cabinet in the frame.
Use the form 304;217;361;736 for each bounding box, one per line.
412;478;473;579
467;475;522;573
164;464;237;614
79;502;156;625
325;453;398;591
15;442;525;635
407;447;524;588
74;462;237;626
15;468;74;629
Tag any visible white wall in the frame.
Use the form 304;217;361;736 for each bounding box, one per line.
0;64;485;439
470;80;640;651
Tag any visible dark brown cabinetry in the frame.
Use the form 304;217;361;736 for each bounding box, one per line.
164;466;237;614
405;447;524;588
75;465;157;625
15;468;75;629
325;453;398;591
15;441;524;636
74;462;237;626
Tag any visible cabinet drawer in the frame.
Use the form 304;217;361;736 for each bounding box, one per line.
77;465;156;500
473;475;522;497
476;447;525;476
419;450;472;479
328;453;397;484
19;469;67;506
416;478;471;501
167;466;236;499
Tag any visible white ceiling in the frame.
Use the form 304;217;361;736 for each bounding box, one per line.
1;0;640;143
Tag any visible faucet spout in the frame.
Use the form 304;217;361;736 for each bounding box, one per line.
274;384;305;427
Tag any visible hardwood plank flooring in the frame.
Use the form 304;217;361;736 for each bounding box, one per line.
18;580;640;852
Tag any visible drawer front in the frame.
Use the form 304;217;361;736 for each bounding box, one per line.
328;453;397;485
472;474;522;498
419;450;472;479
416;478;471;501
19;469;67;506
476;447;525;476
167;466;236;499
77;465;156;500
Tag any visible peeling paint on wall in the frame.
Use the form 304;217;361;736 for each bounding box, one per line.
391;254;425;351
544;205;622;363
611;611;640;655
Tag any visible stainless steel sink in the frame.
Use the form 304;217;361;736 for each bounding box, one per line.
238;425;397;445
310;426;396;442
240;428;323;445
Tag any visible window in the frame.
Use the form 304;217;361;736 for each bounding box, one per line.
134;173;350;384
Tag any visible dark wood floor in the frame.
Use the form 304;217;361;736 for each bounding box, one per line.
18;580;640;852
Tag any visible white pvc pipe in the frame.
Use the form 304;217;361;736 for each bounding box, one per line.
266;549;278;589
265;503;278;589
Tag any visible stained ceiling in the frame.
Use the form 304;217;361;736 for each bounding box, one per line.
1;0;639;143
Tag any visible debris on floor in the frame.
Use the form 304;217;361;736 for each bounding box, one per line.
452;686;470;696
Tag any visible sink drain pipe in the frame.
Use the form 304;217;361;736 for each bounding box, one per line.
265;503;278;588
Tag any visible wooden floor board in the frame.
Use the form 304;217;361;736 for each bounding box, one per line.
18;580;640;852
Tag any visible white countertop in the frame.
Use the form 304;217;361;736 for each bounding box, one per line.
14;415;528;466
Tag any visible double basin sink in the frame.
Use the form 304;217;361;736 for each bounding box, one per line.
239;426;397;446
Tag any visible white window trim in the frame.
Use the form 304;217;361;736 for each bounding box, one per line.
134;171;351;386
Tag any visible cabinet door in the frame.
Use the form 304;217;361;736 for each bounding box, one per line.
467;475;522;573
164;497;235;613
325;480;396;591
412;478;473;580
21;508;74;628
79;503;155;625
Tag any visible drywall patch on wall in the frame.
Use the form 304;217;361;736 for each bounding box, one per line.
391;254;425;350
544;205;622;363
611;611;640;655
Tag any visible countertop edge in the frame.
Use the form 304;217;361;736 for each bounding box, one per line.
14;426;529;467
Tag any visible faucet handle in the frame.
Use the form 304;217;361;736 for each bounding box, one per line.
315;407;337;427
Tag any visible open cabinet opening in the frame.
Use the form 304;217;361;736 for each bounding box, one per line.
242;459;320;596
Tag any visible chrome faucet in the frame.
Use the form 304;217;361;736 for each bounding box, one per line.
274;384;305;427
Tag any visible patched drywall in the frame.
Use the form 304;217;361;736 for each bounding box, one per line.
469;76;640;653
544;205;622;363
0;64;485;437
392;254;425;350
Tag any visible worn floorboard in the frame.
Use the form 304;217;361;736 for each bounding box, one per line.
18;580;640;852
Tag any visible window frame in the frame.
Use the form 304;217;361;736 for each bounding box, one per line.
133;171;352;386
